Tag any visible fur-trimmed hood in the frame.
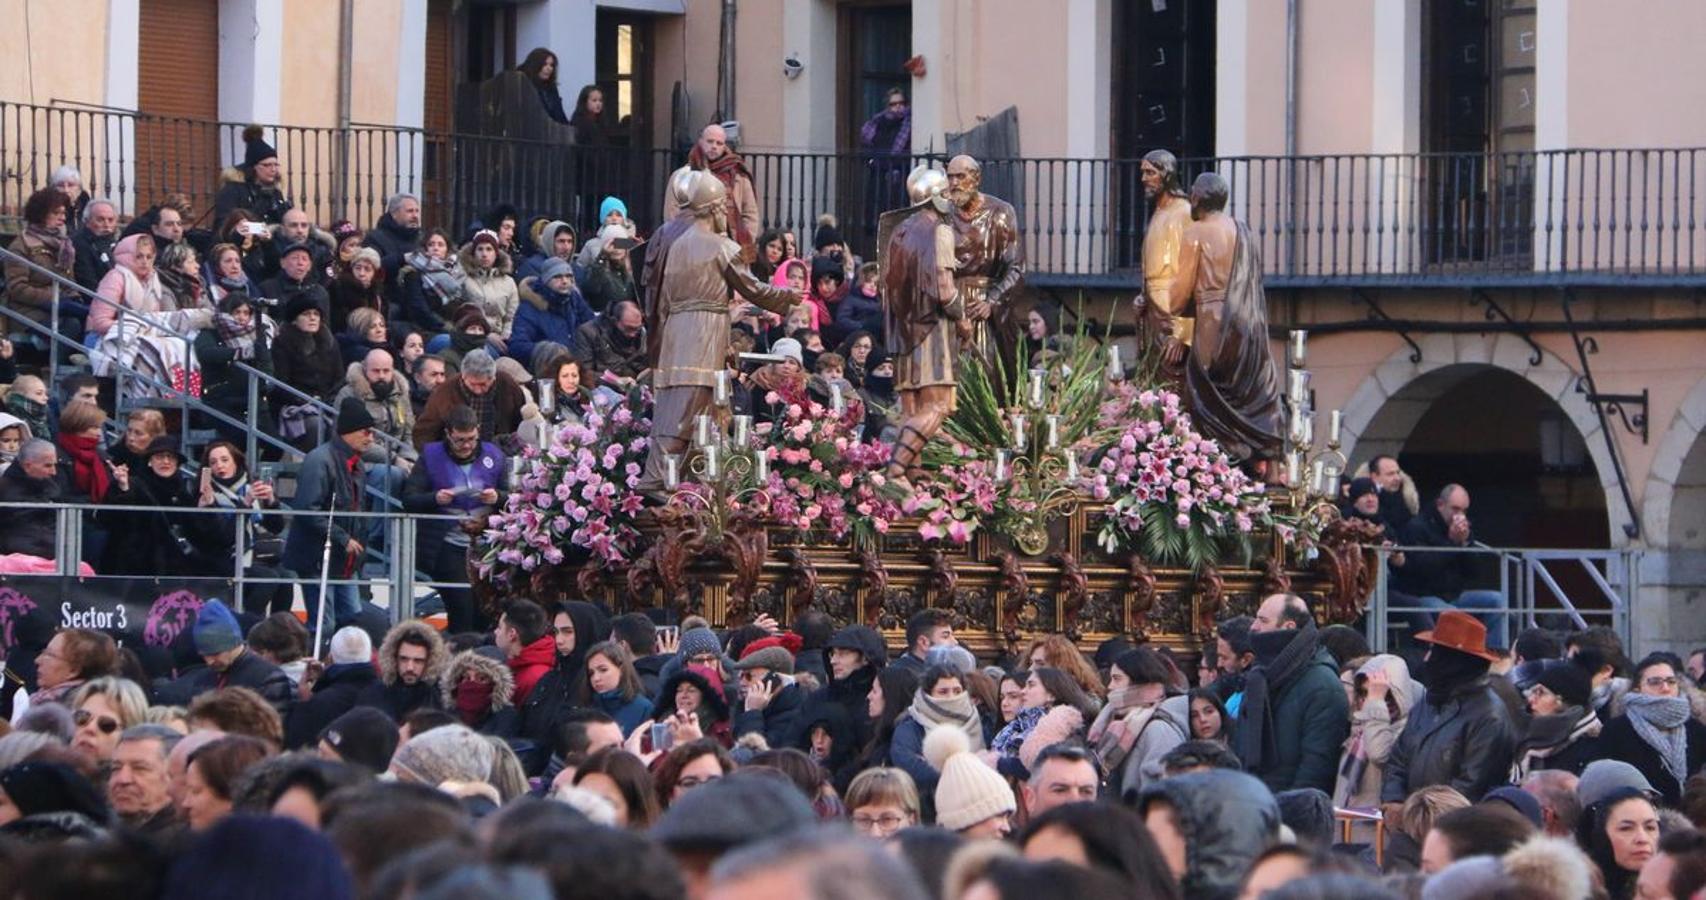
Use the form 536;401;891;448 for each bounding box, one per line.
378;620;449;686
517;274;586;313
441;649;516;711
342;360;411;401
456;242;515;279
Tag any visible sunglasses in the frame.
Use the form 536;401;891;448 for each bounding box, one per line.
75;708;121;735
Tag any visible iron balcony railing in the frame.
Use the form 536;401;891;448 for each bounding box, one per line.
6;99;1706;287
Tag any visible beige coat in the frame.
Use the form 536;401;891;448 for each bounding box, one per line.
455;244;520;338
1334;654;1416;811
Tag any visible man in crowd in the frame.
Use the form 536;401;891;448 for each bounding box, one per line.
365;192;423;288
284;625;378;749
610;613;668;698
1236;594;1348;794
270;207;332;282
215;125;293;225
401;405;504;636
1369;454;1414;532
0;440;66;560
510;257;596;369
888;609;956;676
413;349;526;449
1390;483;1509;649
261;241;331;317
283;398;374;638
1210;614;1256;717
577;299;648;392
1382;610;1516;806
409;355;448;417
664;123;762;258
72;199;120;291
1021;742;1101;817
149;205;186;257
160;599;294;714
358;619;448;720
496;599;557;705
516;219;579;282
334;348;418;507
1521;769;1581;838
732;637;804;748
107;724;182;835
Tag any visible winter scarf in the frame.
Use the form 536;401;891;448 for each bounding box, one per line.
1512;706;1600;780
404;250;465;305
1423;648;1492;706
688;144;755;247
213;312;258;360
1233;623;1320;775
1624;693;1692;787
1086;686;1166;776
56;432;112;502
992;705;1046;758
455;678;495;727
25;224;74;271
5;394;51;441
907;689;985;752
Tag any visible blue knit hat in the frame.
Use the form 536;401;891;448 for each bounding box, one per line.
599;196;628;223
192;599;244;656
678;628;723;663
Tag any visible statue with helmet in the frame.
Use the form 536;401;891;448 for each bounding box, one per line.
877;165;972;486
641;166;704;361
637;169;805;493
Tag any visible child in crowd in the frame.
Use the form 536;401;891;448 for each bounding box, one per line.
0;414;30;474
835;261;884;338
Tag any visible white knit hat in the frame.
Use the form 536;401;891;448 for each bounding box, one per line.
923;725;1015;832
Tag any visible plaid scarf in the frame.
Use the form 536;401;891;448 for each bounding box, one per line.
213;312;257;360
1624;693;1692;787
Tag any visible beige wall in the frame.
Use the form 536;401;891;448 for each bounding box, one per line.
1559;0;1706;149
0;0;110;107
281;0;343;128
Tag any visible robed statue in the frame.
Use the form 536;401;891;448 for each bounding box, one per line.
1170;172;1285;467
1134;149;1196;387
943;155;1024;367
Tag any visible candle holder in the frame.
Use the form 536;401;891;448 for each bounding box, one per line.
661;404;776;545
713;370;732;408
1279;327;1348;519
1106;345;1125;383
1026;368;1047;409
993;407;1089;556
1011;414;1029;452
536;380;556;416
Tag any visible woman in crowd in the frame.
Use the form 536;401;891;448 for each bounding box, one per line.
155;241;205;310
183;735;271;831
890;665;986;810
1511;658;1601;779
441;650;520;739
1577;785;1661;900
585;641;654;738
327;220;363;281
846;767;921;839
652;739;733;809
1024;634;1108;703
193;292;274;443
520;48;568;124
1334;654;1413;822
272;292;345;424
398;227;463;332
998;671;1028;727
56;401;123;505
101;437;220;577
215;209;272;284
30;627;117;707
196;441;291;614
1188;687;1234;745
68;676;148;768
203;242;263;305
329;247;386;331
91;234;211;399
835;330;875;388
1087;648;1189;797
649;663;732;748
339;307;393;367
752;229;788;283
860;667;919;773
569;85;606;146
4;188;77;347
988;667;1098;780
1598;653;1706;805
1024;301;1062;363
108;408;166;472
457;231;519;342
573;748;657;829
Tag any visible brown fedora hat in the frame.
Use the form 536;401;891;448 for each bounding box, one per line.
1414;610;1499;661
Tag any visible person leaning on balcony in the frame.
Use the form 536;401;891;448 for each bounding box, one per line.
215;125;293;226
3;188;76;343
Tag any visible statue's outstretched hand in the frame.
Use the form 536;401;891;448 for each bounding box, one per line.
1162;337;1187;366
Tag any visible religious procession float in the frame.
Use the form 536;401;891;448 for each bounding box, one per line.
471;158;1383;658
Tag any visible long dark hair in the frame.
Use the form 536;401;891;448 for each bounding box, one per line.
1031;666;1099;721
519;48;558;88
572;85;602;122
864;667;919;762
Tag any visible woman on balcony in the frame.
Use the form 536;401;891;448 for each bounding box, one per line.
520;48;569;125
3;188;80;353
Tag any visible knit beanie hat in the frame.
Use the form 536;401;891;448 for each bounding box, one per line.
453;304;491;333
329;626;372;665
599;196;629;223
650;768;816;853
1347;477;1378;503
923;644;977;675
678;628;723;663
1483;786;1545;829
813;220;844;251
1275;788;1335;847
331;220;360;243
193;599;244;656
771;338;803;365
390;723;493;787
281;291;324;326
733;636;798;675
471;229;501;249
539;257;573;283
320;707;398;774
1534;658;1593;708
164;814;354;900
336;397;376;435
0;761;110;822
923;726;1015;832
241;125;279;170
279;240;313;261
1577;760;1656;810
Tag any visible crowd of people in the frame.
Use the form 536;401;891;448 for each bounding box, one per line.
0;589;1697;899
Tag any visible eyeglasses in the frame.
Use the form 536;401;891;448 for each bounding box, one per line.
1644;676;1680;689
687;653;720;666
852;813;908;831
74;708;120;735
676;774;722;790
887;101;906;109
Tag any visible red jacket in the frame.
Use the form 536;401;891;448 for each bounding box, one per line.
508;635;557;705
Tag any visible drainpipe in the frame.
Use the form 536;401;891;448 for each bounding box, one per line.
333;0;355;217
718;0;737;122
1284;0;1299;274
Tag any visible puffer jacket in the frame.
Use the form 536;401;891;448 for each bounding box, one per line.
213;167;294;224
1137;769;1281;900
441;649;521;738
1380;677;1517;803
509;275;596;368
456;244;519;338
1334;654;1416;810
331;361;418;464
356;619;448;720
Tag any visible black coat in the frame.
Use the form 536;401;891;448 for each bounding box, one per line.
71;228;118;292
733;680;804;749
1381;679;1516;803
283;662;378;749
363;213;421;284
1596;712;1706;806
194;326;274;422
1390;505;1475;599
214;177;294;225
100;471;225;577
0;464;63;559
355;678;442;722
158;647;294;716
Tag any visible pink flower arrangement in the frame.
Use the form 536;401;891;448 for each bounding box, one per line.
1090;385;1270;567
478;389;654;583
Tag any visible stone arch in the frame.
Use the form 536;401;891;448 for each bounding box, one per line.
1634;375;1706;653
1335;332;1629;544
1641;374;1706;543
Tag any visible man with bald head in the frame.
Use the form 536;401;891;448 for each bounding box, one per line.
942;154;1024;363
663;124;762;258
1390;483;1508;649
1234;593;1348;794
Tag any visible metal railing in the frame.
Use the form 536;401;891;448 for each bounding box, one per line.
8;99;1706;286
1;501;478;626
1362;543;1638;654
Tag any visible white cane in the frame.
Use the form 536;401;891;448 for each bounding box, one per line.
312;496;337;656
